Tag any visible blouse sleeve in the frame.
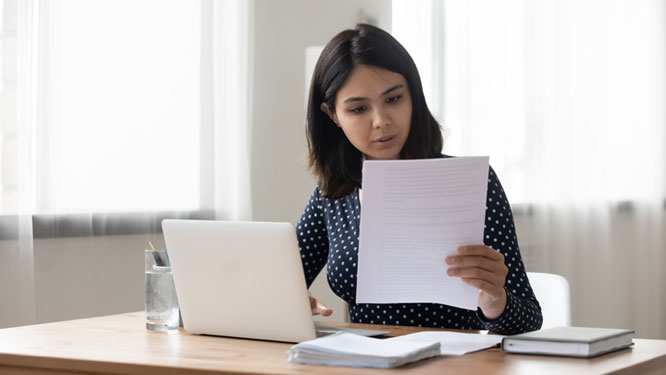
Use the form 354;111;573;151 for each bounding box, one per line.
476;166;543;334
296;187;330;288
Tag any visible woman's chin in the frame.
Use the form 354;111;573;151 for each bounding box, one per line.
364;151;400;161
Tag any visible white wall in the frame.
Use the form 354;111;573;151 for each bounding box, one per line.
251;0;392;322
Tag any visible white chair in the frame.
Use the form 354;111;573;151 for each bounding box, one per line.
526;272;571;329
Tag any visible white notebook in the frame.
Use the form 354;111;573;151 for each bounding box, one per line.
502;326;634;358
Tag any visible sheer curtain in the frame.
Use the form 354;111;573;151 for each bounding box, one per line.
207;0;253;221
394;0;666;338
0;0;251;328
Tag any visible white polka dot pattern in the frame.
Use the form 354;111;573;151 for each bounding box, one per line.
296;163;543;335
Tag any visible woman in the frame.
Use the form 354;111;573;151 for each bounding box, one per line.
297;23;542;335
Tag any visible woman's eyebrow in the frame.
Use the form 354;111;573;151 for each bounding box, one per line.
342;84;405;104
381;84;404;96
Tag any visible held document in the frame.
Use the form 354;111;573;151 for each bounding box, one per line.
356;156;489;310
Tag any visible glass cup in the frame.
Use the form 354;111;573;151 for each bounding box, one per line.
145;248;179;331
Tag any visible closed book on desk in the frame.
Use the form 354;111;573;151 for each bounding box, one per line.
286;332;441;368
502;326;634;358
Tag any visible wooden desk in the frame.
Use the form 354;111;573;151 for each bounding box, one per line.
0;312;665;375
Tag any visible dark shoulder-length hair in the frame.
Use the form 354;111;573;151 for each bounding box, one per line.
306;23;443;199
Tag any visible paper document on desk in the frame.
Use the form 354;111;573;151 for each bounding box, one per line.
356;157;489;310
387;331;504;355
286;332;441;368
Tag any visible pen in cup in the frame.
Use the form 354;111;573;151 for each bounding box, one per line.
145;243;179;331
148;241;165;266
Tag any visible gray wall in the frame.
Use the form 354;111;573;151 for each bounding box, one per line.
251;0;391;224
250;0;392;322
0;234;152;328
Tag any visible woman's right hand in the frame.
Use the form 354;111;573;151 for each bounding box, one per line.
309;292;333;316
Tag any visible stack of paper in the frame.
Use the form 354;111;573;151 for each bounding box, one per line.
286;333;441;368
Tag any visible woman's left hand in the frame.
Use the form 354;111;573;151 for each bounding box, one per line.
445;245;508;320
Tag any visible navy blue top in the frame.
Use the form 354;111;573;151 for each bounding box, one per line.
296;163;543;335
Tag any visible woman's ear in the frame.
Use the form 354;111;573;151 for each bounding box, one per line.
320;102;339;127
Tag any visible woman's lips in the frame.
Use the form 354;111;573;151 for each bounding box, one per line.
374;135;396;143
373;135;397;149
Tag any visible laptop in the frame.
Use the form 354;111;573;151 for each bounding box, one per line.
161;219;388;343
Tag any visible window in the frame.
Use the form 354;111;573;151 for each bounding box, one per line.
393;0;666;206
1;0;205;215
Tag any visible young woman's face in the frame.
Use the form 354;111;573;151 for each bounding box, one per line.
324;65;412;160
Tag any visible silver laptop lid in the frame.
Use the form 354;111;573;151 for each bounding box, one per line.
162;219;316;343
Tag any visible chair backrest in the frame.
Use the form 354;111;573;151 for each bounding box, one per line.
526;272;571;329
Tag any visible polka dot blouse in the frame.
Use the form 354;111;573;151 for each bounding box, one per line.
296;162;543;335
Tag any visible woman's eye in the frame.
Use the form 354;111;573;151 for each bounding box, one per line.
350;106;367;113
387;95;402;103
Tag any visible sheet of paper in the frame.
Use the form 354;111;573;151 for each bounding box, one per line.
386;331;504;356
356;157;489;310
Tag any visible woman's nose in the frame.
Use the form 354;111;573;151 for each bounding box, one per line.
371;107;391;129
